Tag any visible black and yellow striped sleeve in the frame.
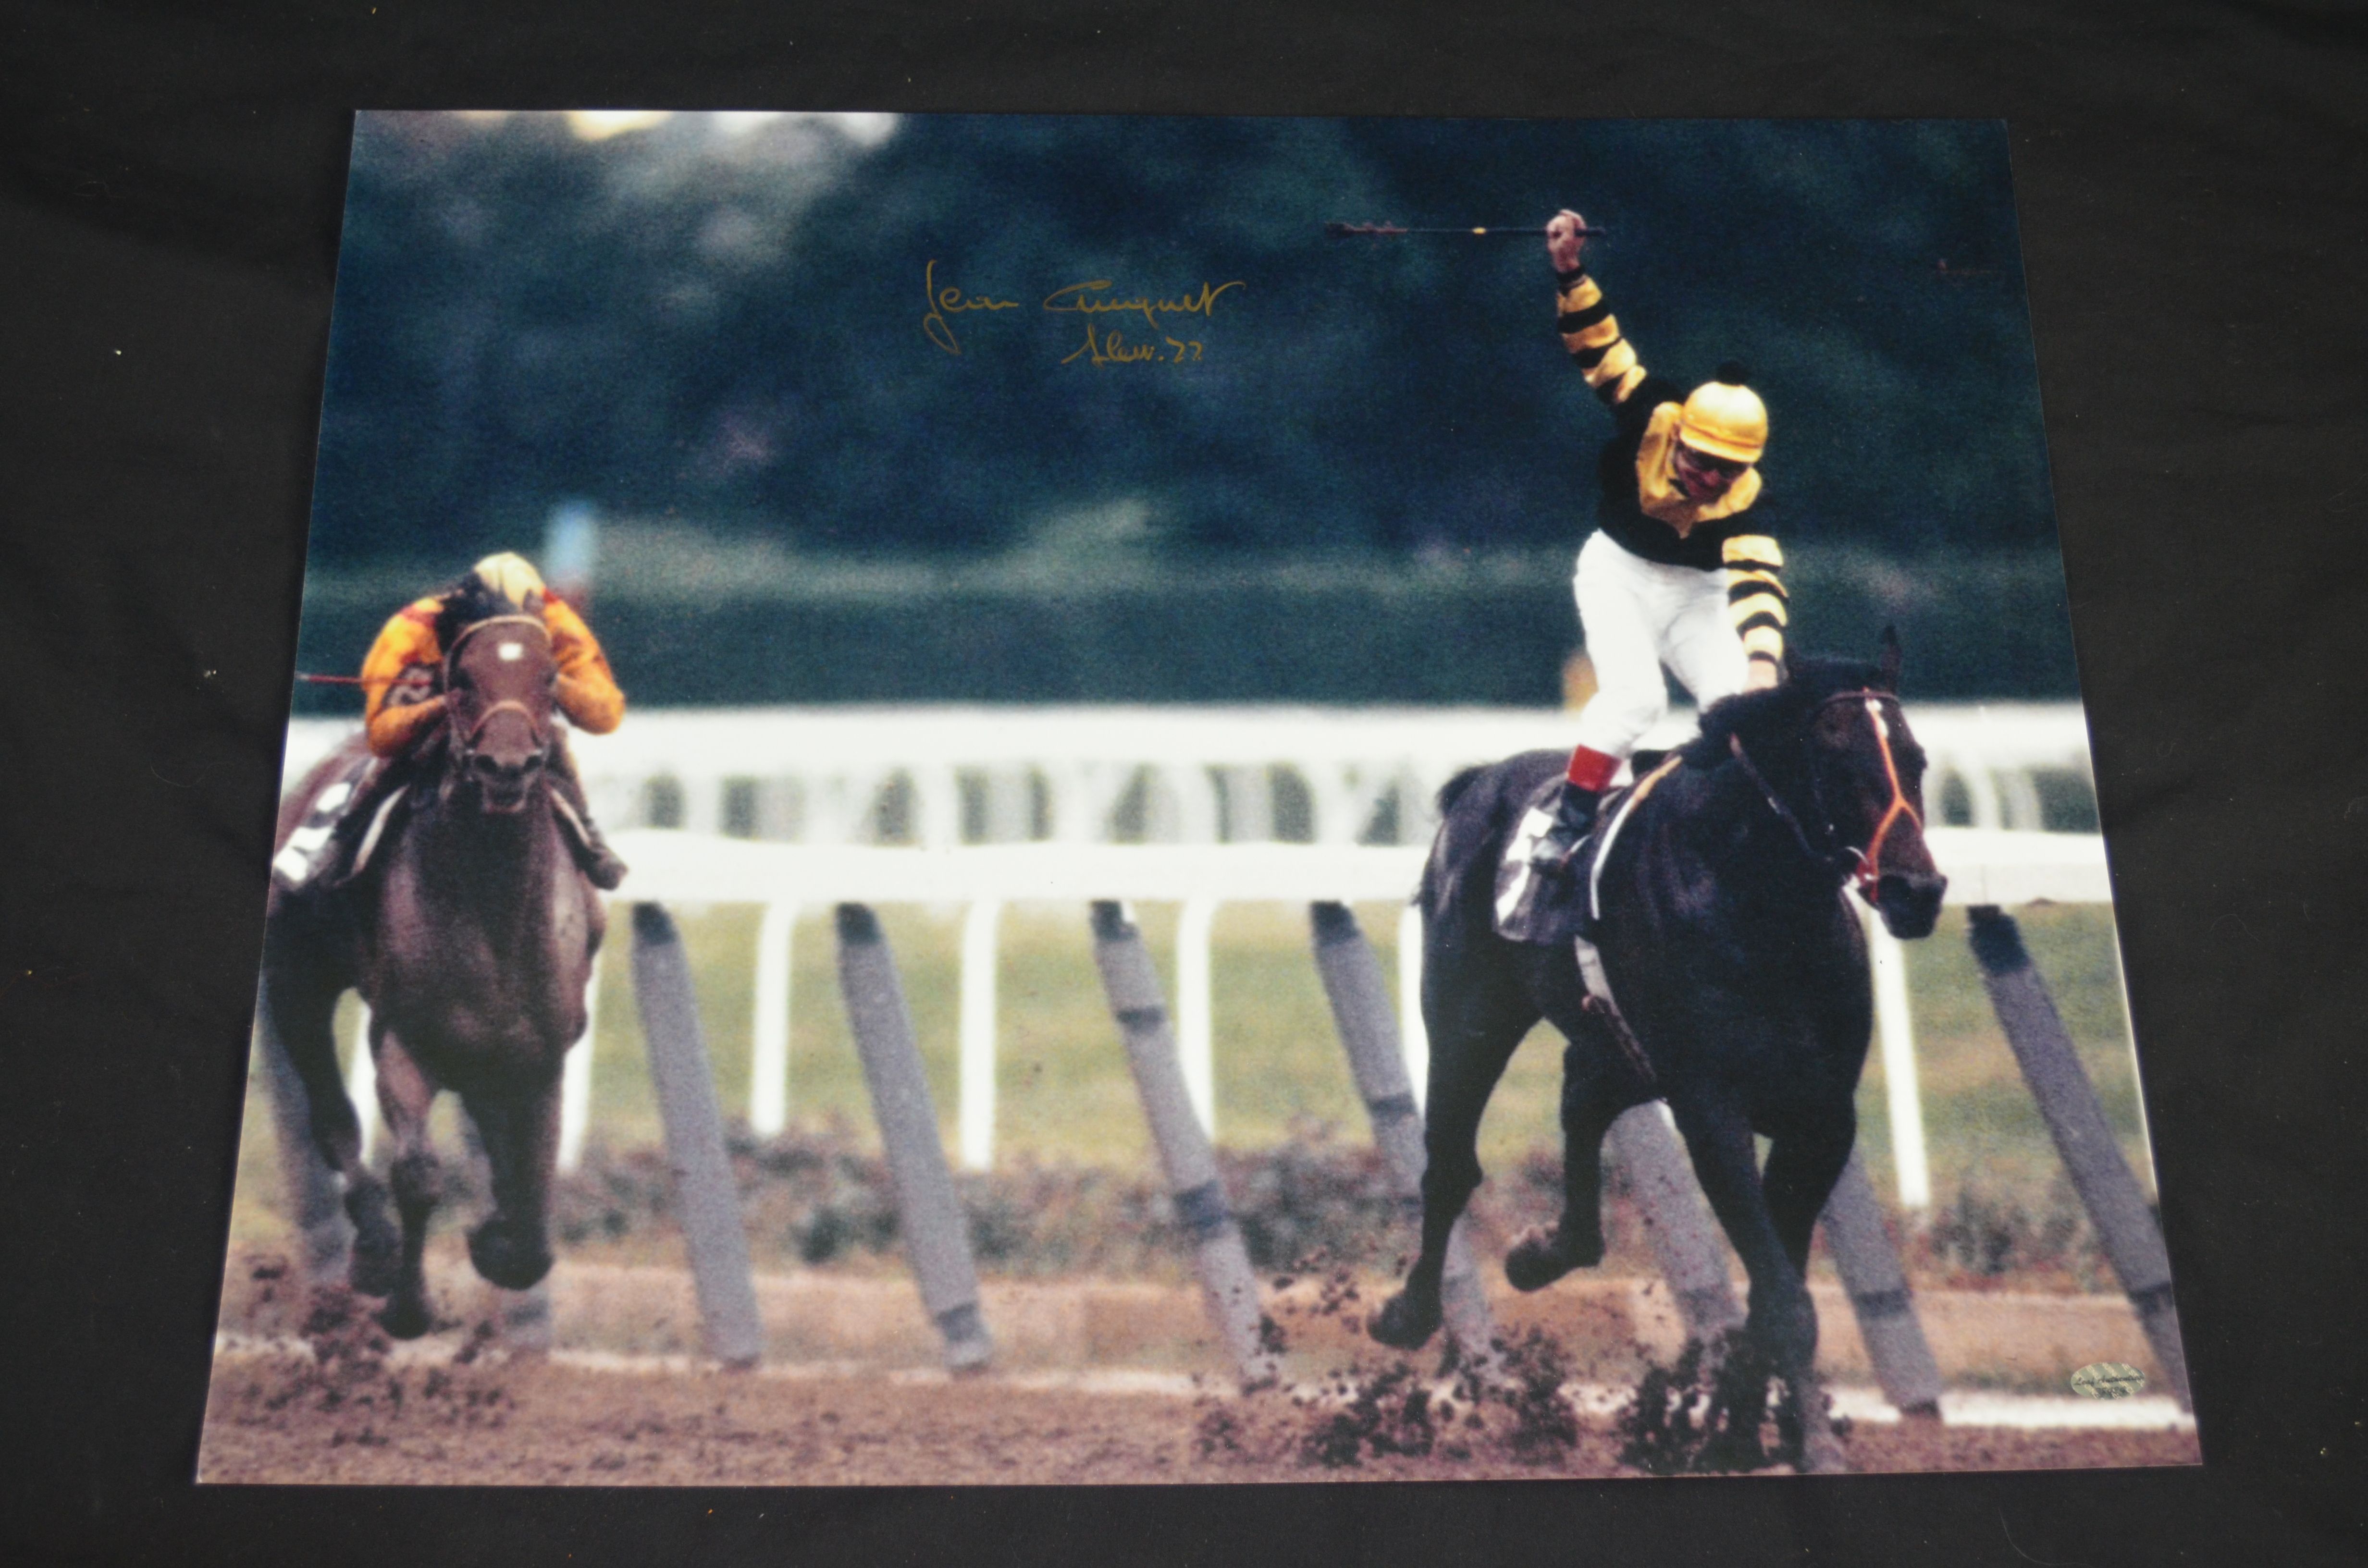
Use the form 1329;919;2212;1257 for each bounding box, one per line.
1555;266;1648;406
1722;534;1787;667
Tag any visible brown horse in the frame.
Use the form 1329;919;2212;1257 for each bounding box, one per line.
262;589;604;1336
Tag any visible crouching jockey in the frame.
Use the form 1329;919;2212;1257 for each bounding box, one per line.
1506;208;1789;938
298;551;629;892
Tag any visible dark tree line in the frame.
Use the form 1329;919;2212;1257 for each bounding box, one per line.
310;113;2057;571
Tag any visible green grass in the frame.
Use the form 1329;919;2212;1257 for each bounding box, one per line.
222;899;2158;1260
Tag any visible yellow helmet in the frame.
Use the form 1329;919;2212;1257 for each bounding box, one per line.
469;551;546;608
1675;362;1768;465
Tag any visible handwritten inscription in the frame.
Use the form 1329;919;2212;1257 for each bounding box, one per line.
1061;324;1206;367
922;259;1022;355
1048;278;1238;368
922;262;1242;364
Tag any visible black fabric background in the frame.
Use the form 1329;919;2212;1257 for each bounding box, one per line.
3;2;2364;1562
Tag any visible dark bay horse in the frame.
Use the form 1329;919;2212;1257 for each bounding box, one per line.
261;589;604;1336
1370;639;1946;1469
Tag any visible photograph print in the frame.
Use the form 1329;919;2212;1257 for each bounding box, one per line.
199;110;2198;1483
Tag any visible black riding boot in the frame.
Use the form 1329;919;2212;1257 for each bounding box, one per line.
1529;780;1603;873
551;745;628;891
314;758;406;890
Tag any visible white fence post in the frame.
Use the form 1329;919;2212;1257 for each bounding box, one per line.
345;1002;378;1166
1175;896;1220;1137
958;898;1003;1170
750;900;797;1139
557;960;599;1173
1396;900;1428;1111
1860;901;1932;1211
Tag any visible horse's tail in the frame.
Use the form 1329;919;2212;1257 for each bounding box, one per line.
1413;766;1490;911
1434;765;1488;819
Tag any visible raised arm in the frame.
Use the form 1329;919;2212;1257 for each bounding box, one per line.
1548;209;1650;409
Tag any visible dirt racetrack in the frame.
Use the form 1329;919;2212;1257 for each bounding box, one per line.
201;1345;2198;1486
200;1250;2199;1485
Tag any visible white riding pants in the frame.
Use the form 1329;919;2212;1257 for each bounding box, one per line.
1569;528;1749;760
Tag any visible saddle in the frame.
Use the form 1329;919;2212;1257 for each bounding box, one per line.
272;749;413;894
1493;750;1681;1085
1491;748;1677;946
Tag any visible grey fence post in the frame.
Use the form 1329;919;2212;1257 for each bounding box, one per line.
833;904;994;1372
255;982;353;1286
1967;906;2190;1408
1606;1104;1746;1343
629;903;765;1368
1089;901;1280;1387
1819;1150;1944;1415
1308;902;1500;1371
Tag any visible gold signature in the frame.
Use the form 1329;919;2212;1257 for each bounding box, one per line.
1061;323;1205;367
1042;278;1244;332
922;262;1244;363
922;258;1022;356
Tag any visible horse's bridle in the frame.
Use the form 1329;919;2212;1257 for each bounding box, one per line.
1727;688;1923;900
441;614;556;774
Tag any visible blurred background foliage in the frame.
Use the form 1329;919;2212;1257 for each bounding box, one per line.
296;112;2074;706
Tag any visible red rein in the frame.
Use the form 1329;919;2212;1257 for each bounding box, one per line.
1849;694;1923;896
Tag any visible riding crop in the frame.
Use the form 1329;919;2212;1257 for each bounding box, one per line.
1324;221;1610;239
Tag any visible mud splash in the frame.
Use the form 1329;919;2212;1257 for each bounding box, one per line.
1196;1263;1599;1472
1615;1335;1847;1474
217;1261;517;1451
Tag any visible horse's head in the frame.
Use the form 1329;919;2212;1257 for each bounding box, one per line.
441;612;558;815
1698;632;1948;938
1801;632;1947;937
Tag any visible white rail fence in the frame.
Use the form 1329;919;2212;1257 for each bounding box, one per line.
296;703;2110;1211
286;701;2095;852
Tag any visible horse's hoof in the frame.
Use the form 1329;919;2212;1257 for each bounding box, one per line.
378;1295;435;1340
1368;1290;1442;1350
469;1223;554;1291
1504;1228;1602;1292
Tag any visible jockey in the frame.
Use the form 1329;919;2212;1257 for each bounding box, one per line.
1530;207;1788;872
320;551;628;890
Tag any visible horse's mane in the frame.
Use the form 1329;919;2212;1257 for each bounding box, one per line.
1680;656;1890;768
432;573;532;652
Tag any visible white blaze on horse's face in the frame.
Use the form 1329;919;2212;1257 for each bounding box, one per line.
497;641;525;662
